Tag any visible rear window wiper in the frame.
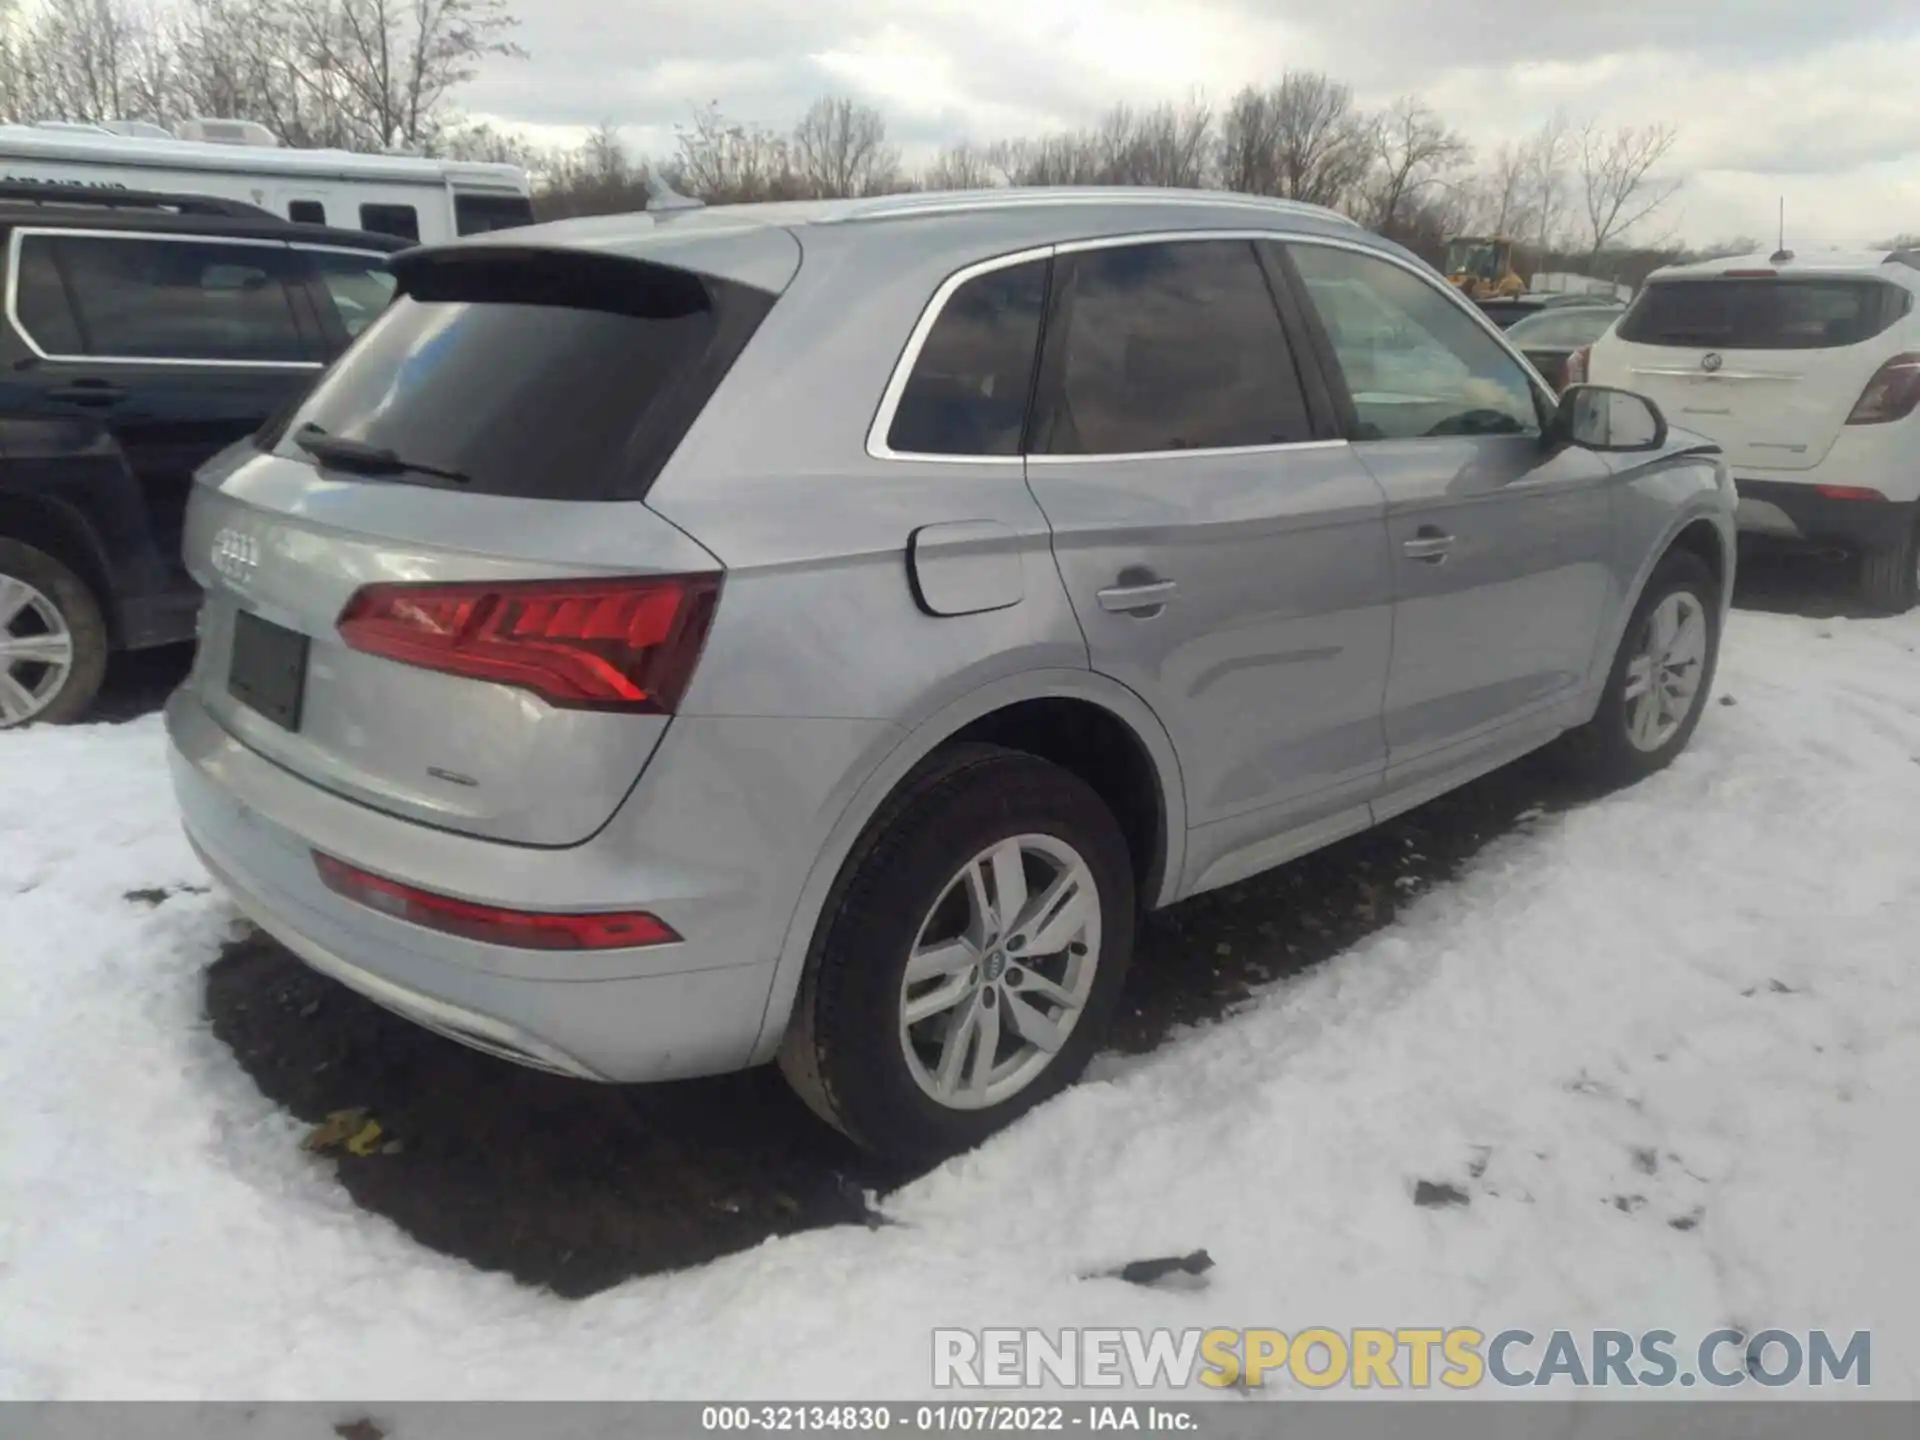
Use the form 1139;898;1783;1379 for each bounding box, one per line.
292;424;470;485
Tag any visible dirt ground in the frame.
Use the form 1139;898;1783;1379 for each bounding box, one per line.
104;547;1841;1299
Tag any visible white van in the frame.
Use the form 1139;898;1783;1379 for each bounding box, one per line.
0;120;534;246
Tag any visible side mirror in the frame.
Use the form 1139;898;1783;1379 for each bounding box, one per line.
1555;384;1668;452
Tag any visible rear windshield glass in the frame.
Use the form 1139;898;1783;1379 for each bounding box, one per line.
1617;278;1912;350
269;250;774;499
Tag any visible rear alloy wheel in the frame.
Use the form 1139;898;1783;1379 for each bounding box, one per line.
1857;515;1920;615
1560;549;1720;788
899;834;1103;1111
0;540;109;728
780;744;1135;1161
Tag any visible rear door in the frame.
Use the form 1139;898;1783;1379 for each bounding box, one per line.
7;227;328;595
1595;275;1914;470
1281;240;1616;775
1024;236;1395;846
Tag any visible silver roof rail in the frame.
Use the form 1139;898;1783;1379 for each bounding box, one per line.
833;187;1364;229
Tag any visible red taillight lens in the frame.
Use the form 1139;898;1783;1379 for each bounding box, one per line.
337;574;719;711
1814;485;1888;502
314;852;679;951
1845;352;1920;426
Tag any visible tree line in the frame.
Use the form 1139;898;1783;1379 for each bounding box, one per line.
546;88;1687;276
11;0;1896;280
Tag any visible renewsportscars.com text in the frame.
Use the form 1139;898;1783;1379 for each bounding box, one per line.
932;1327;1872;1390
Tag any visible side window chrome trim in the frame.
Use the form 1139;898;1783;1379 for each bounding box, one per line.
4;227;323;371
1281;231;1557;407
1026;438;1349;466
866;243;1054;464
868;227;1376;464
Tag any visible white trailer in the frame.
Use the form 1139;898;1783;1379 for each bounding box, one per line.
0;120;534;245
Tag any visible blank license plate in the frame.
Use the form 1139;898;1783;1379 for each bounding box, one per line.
227;609;310;731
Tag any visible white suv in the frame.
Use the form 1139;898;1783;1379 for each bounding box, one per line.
1584;249;1920;610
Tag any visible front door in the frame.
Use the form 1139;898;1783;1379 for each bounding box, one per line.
1281;241;1616;775
1023;237;1396;868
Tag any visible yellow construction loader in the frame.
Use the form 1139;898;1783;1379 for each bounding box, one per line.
1444;236;1526;300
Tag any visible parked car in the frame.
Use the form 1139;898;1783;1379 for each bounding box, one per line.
1585;248;1920;611
167;188;1736;1161
0;183;408;726
1505;303;1624;391
1471;295;1548;329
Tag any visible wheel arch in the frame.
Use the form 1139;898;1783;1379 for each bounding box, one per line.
1580;465;1736;719
0;491;120;644
748;669;1187;1064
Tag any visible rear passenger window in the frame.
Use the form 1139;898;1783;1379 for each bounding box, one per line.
1036;239;1311;455
299;248;398;343
12;233;311;364
1616;279;1912;350
1289;243;1541;442
887;258;1047;457
359;204;420;241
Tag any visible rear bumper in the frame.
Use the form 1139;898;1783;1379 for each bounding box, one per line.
166;687;891;1083
1735;479;1918;553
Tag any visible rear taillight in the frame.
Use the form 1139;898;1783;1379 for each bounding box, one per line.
1565;345;1592;386
337;574;719;711
1845;352;1920;426
1814;485;1888;502
314;852;679;951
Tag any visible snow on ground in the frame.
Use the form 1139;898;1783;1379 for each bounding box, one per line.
3;606;1918;1402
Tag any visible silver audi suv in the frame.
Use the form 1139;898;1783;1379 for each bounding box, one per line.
167;188;1736;1159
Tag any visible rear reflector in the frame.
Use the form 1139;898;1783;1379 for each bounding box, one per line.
314;852;679;950
1845;352;1920;426
1814;485;1889;502
337;574;719;711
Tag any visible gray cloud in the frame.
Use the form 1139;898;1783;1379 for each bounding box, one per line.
457;1;1920;241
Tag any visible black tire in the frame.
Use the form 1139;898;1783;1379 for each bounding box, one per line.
1857;515;1920;615
0;539;109;728
778;743;1136;1162
1559;548;1721;789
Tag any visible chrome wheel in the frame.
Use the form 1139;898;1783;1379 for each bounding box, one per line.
899;834;1102;1111
0;573;76;727
1622;591;1706;753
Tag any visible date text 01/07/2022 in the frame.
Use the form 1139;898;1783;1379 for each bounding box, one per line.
700;1404;1203;1433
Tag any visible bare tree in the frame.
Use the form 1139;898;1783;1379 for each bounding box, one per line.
1093;98;1212;188
674;101;802;203
303;0;524;153
923;141;998;192
9;0;135;121
1468;141;1531;239
1360;96;1470;237
791;95;900;198
1578;120;1681;264
1522;111;1575;256
1220;72;1368;207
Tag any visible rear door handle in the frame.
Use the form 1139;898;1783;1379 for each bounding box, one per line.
1096;579;1178;614
46;381;128;407
1402;531;1454;563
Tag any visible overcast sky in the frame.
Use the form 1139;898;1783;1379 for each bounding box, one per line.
462;0;1920;247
